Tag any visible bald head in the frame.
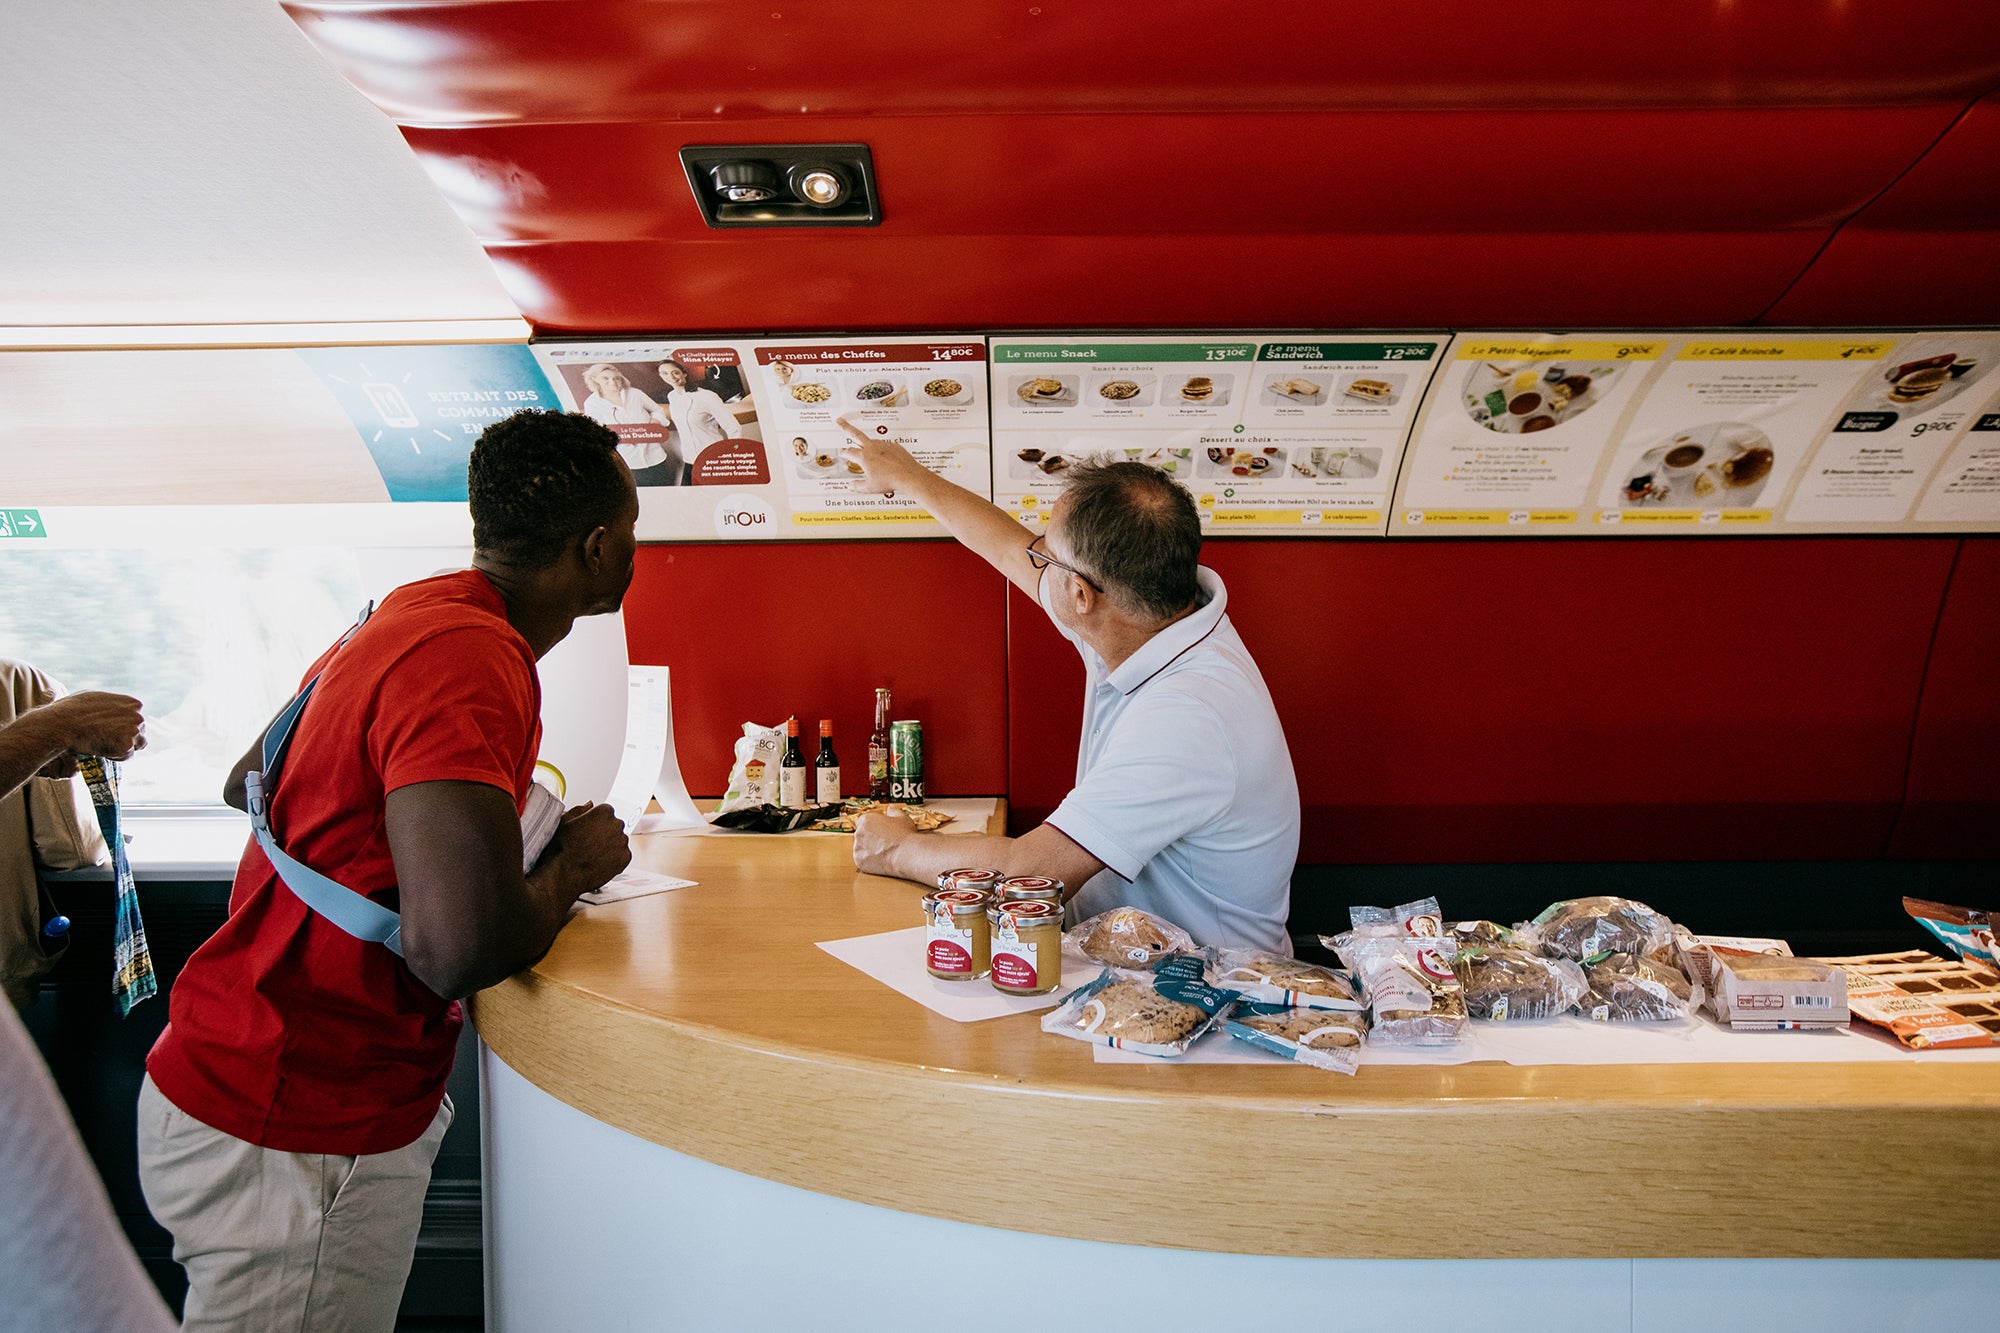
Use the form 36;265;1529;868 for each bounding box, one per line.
1056;460;1201;620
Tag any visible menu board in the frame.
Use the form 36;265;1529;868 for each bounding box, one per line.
989;335;1445;535
534;338;991;541
1393;331;2000;534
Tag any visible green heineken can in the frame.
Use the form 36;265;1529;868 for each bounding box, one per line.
889;720;925;805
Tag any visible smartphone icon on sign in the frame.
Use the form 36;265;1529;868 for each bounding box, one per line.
363;382;420;428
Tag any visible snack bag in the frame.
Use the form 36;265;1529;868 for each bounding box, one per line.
717;722;783;814
1348;896;1444;939
1904;898;2000;972
1452;946;1586;1022
1581;951;1699;1022
1522;896;1675;963
1066;906;1197;969
1206;949;1362;1012
1326;930;1467;1046
1448;919;1519;949
1224;1002;1365;1075
1040;955;1234;1058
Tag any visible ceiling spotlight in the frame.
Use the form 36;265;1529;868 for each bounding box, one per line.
790;164;847;207
709;160;780;203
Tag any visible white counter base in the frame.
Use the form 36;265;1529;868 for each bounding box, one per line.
479;1044;2000;1332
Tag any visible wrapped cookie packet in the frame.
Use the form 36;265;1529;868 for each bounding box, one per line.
1041;955;1235;1058
1452;946;1586;1022
1224;1002;1365;1075
1325;898;1467;1046
1520;895;1677;964
1581;950;1700;1022
1205;950;1362;1012
1066;906;1197;969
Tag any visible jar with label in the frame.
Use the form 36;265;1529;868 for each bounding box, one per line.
996;875;1065;905
989;898;1063;996
924;889;991;981
938;867;1003;895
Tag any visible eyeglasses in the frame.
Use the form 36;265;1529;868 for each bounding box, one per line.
1025;535;1102;593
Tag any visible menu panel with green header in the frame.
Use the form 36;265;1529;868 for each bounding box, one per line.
991;334;1448;536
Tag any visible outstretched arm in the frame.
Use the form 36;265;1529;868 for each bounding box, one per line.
851;810;1102;902
0;692;145;800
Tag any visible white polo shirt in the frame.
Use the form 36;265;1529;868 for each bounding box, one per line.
1041;566;1300;953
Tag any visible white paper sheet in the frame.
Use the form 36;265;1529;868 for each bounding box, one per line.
580;866;697;905
650;797;1001;838
607;666;706;833
818;926;1087;1023
1091;1014;2000;1066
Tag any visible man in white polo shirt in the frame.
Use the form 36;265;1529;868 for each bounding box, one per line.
839;421;1300;952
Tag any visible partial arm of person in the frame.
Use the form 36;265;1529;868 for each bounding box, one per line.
836;418;1042;598
694;387;741;439
852;810;1103;900
0;691;145;799
633;388;673;429
386;782;631;1000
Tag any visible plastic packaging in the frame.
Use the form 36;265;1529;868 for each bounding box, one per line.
1325;929;1467;1046
1903;897;2000;971
1066;907;1197;969
1206;950;1362;1011
1348;897;1444;939
1225;1002;1365;1075
1581;951;1698;1022
1448;919;1518;949
717;722;784;813
1522;896;1675;963
1040;955;1234;1058
1452;946;1586;1022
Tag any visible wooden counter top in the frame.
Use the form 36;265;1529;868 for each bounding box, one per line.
472;818;2000;1260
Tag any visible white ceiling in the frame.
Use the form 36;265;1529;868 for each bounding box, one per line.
0;0;522;340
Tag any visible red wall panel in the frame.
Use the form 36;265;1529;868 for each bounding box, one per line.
1007;539;1959;863
622;542;1011;797
1892;538;2000;858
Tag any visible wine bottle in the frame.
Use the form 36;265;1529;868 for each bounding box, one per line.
815;719;841;805
779;716;809;808
868;687;891;800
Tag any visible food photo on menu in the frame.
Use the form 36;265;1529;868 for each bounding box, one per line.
1617;422;1777;510
1290;445;1383;480
1008;434;1195;480
1461;357;1622;434
1843;337;1992;423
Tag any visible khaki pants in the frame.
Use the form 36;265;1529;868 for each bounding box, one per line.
136;1075;451;1333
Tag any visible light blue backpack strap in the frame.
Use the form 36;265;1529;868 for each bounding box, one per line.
246;602;404;956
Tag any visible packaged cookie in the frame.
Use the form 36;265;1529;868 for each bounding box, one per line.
1206;950;1362;1012
1040;955;1234;1058
1347;896;1444;939
1523;896;1675;963
1452;946;1585;1022
1066;906;1196;969
1326;930;1467;1046
1225;1002;1365;1075
1448;919;1518;949
1582;951;1697;1022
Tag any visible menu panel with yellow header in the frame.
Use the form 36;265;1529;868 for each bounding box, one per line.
1392;330;2000;535
534;338;991;541
989;334;1446;535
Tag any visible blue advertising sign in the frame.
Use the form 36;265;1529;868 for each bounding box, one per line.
297;344;554;501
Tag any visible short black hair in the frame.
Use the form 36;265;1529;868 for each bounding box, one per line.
468;410;629;568
1059;460;1201;619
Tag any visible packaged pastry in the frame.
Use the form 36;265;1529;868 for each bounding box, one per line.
1581;951;1697;1022
1452;946;1585;1022
716;721;783;812
1448;919;1518;949
1691;945;1849;1030
1903;898;2000;972
1816;951;2000;1049
1326;930;1466;1046
1040;955;1234;1058
1348;897;1444;939
1224;1002;1365;1075
1523;896;1675;963
1066;906;1196;969
1206;949;1362;1012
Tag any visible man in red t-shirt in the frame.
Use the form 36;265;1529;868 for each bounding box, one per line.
138;411;638;1332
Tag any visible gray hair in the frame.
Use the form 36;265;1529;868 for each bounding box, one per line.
1058;460;1201;619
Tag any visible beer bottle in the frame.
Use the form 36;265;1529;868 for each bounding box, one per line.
779;716;809;808
868;687;892;800
815;719;841;806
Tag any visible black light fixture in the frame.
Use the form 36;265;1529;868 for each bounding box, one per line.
680;144;879;228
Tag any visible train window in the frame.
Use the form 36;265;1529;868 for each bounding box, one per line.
0;548;366;806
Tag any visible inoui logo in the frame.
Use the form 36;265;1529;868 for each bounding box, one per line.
714;494;775;536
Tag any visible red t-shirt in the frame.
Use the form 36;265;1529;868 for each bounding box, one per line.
147;571;540;1155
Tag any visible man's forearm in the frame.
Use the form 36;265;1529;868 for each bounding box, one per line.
892;466;1036;579
867;829;1022;889
0;714;63;801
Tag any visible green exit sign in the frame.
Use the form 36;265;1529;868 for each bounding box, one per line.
0;509;46;539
